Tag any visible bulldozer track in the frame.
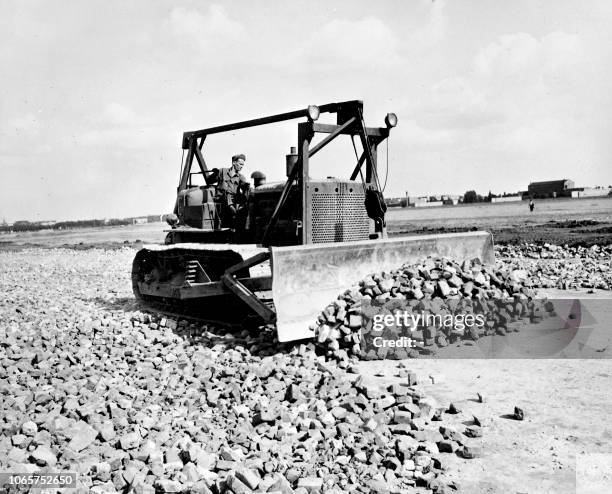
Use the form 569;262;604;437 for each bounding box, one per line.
132;246;274;330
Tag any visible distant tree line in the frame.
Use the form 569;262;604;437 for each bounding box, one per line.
53;219;131;230
463;190;485;203
1;218;132;233
463;190;519;203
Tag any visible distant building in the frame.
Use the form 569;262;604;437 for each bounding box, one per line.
384;197;403;208
491;195;523;203
408;196;429;206
147;214;164;223
527;179;574;198
414;201;443;208
571;186;612;198
132;217;148;225
441;195;461;205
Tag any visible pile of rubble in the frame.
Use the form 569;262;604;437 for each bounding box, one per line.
497;243;612;290
312;256;557;360
1;249;477;493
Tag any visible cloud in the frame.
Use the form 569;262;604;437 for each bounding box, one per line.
473;31;581;78
102;102;137;126
474;32;540;77
0;113;42;152
391;27;603;198
415;76;507;130
3;113;41;135
411;30;586;133
297;16;402;71
411;0;447;46
165;4;246;49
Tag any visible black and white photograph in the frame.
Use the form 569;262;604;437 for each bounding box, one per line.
1;1;612;493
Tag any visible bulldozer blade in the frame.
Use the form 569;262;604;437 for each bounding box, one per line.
270;231;494;342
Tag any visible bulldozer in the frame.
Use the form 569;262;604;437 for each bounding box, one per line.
132;100;494;341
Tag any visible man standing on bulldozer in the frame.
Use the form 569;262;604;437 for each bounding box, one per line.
216;153;250;229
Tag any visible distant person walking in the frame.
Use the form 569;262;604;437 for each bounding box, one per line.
529;199;535;212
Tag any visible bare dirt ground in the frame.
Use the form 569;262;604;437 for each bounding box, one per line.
358;358;612;494
351;288;612;493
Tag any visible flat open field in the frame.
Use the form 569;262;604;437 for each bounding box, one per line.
387;196;612;246
1;196;611;251
0;222;168;250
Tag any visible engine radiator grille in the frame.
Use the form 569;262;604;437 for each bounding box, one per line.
309;180;370;243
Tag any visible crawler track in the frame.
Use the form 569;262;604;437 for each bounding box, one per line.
131;246;273;329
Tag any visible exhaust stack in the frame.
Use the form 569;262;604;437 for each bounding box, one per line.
286;146;298;177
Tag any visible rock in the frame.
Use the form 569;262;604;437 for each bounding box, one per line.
461;444;483;459
97;420;116;442
226;474;252;494
438;440;459;453
354;450;368;462
267;474;295;494
439;426;465;444
297;477;324;493
132;482;156;494
155;478;182;493
67;420;99;452
435;334;448;347
93;462;112;482
190;481;213;494
414;454;431;468
472;415;488;427
317;324;331;343
165;448;183;470
235;467;261;490
182;462;200;483
465;426;483;438
376;395;396;410
11;434;27;447
195;451;216;471
393;410;413;424
21;420;38;436
119;431;141;450
447;403;461;414
406;372;418;386
8;447;27;463
437;280;451;297
91;483;118;494
348;315;362;328
514;406;525;420
30;445;57;466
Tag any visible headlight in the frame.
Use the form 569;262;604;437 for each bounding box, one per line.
165;213;179;227
385;113;398;128
307;105;320;121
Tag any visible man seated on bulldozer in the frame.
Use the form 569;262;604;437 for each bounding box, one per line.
215;153;250;230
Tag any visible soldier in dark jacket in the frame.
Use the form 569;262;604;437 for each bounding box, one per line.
216;154;250;228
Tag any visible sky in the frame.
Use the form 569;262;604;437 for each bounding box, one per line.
1;0;611;222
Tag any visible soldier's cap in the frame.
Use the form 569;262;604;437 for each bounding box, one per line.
232;153;246;162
